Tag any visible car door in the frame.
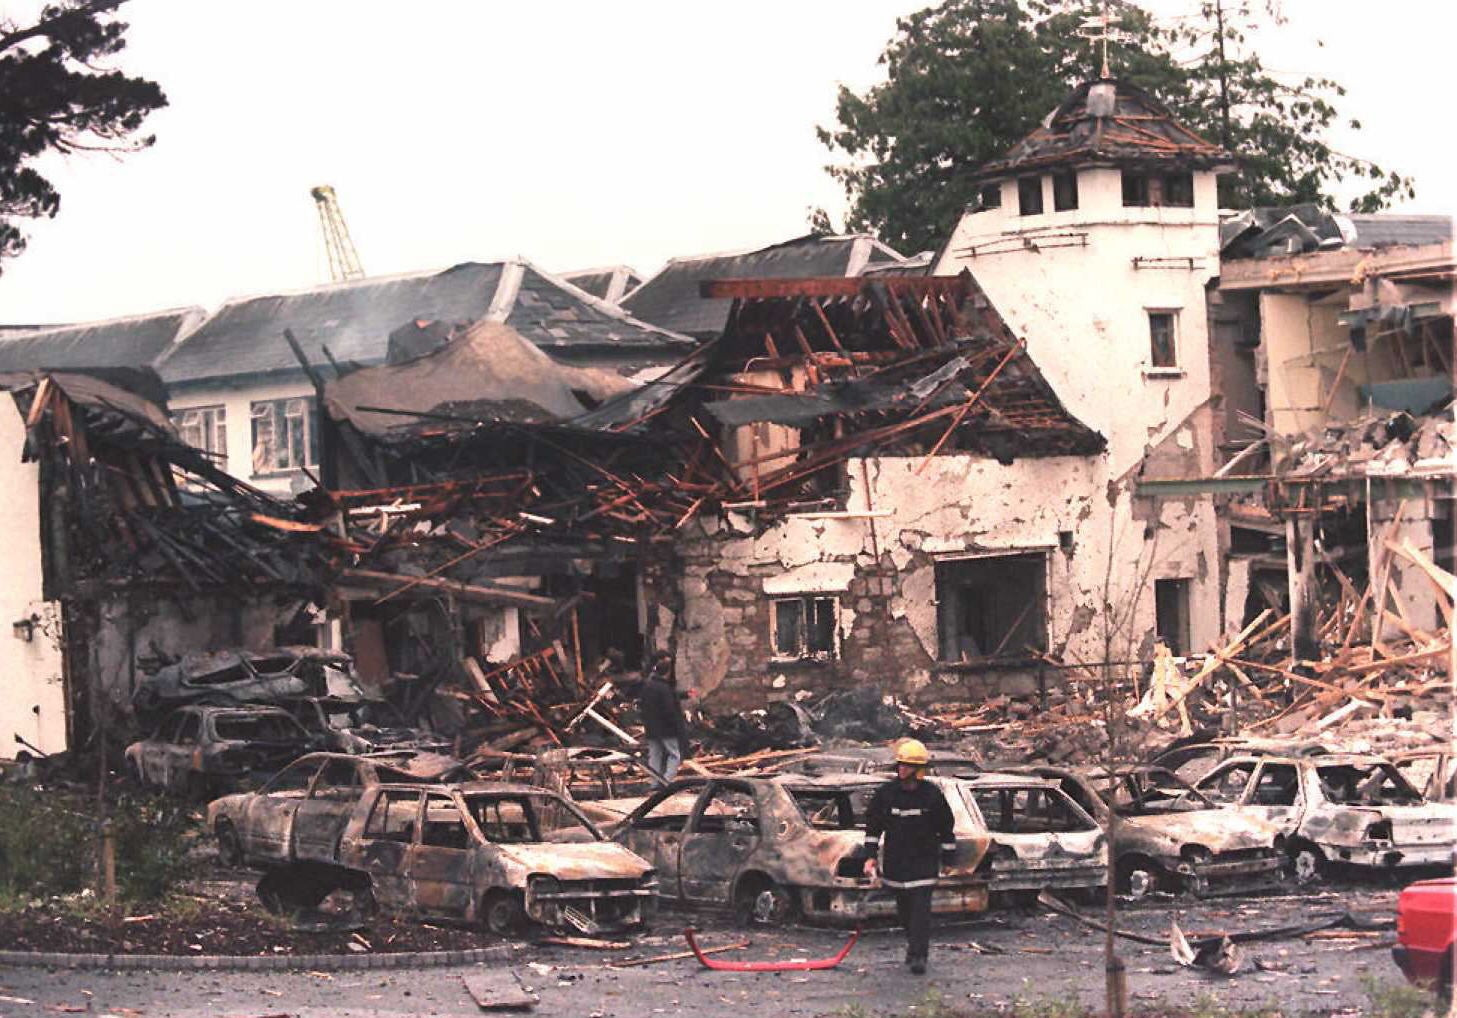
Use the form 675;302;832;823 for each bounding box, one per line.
355;788;422;911
291;758;364;862
407;791;475;919
139;715;183;787
1245;761;1302;834
616;783;703;901
242;757;322;861
679;781;762;906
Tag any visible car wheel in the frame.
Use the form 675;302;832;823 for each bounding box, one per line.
215;820;245;867
1117;858;1161;901
125;759;145;785
482;891;525;936
735;875;800;926
256;866;332;914
1288;843;1327;886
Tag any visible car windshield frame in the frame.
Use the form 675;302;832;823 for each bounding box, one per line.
462;791;605;845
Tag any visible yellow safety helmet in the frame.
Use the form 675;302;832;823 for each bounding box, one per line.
894;739;930;767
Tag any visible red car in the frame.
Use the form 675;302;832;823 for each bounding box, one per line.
1393;877;1456;996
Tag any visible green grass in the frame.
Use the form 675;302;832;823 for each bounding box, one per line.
1361;975;1442;1018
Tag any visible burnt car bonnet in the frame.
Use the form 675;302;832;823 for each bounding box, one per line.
495;840;654;880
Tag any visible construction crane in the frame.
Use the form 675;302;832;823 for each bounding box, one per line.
310;184;365;282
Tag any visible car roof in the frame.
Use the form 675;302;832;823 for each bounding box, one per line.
776;773;885;790
369;780;553;796
189;704;294;717
954;772;1064;791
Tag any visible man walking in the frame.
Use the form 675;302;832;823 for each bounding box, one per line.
862;739;956;975
639;650;685;783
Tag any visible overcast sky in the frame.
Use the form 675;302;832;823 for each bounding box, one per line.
1;0;1451;326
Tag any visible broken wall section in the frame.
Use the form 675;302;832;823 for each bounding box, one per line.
668;447;1222;711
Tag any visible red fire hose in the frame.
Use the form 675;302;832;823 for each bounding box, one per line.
683;926;861;971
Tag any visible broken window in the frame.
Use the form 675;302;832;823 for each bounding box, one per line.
212;714;305;741
973;182;1002;213
311;758;363;801
1052;171;1079;211
934;553;1046;662
1017;176;1044;216
695;785;759;834
970;786;1098;835
1148;311;1178;368
264;758;321;796
422;793;471;850
1122;171;1150;207
632;788;699;832
1316;763;1423;806
176;712;202;744
789;789;872;830
1197;761;1256;804
473;796;535;843
771;595;836;661
1162;172;1194;207
366;789;422;842
251;397;319;475
1154;577;1191;654
1252;763;1299;806
175;404;227;466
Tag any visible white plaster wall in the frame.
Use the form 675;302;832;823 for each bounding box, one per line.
936;167;1220;479
1260;292;1349;438
169;378;317;496
0;402;68;757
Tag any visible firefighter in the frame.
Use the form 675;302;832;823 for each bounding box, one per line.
861;739;956;974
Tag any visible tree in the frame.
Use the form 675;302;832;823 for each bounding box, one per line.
818;0;1414;252
0;1;165;269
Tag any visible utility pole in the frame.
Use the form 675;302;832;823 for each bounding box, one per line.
311;184;366;283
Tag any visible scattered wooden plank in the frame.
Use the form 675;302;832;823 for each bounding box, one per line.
607;939;751;969
462;970;536;1011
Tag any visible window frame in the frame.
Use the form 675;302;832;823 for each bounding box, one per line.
1162;171;1195;207
1052;171;1079;212
933;551;1049;663
770;594;838;662
1147;309;1180;370
1017;176;1044;216
973;182;1003;213
175;404;228;465
250;396;319;476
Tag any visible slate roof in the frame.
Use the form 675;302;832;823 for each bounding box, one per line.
158;260;693;388
620;234;906;339
976;78;1234;179
0;308;204;374
1221;207;1454;259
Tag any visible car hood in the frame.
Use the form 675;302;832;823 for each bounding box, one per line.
1122;807;1278;852
496;840;653;880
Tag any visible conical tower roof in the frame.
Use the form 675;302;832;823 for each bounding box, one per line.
975;78;1235;179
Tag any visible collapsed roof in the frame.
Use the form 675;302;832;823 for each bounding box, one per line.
621;234;909;339
1221;206;1454;259
975;78;1234;179
158;260;693;389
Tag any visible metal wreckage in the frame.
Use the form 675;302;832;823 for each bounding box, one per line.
7;272;1452;940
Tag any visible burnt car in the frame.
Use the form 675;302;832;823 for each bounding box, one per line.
285;696;450;755
941;772;1108;902
1194;754;1457;882
132;646;360;722
1011;764;1286;900
219;778;657;935
125;705;317;797
478;747;660;827
208;750;472;866
609;774;990;925
1150;737;1333;783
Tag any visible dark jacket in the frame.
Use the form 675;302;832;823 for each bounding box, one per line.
638;676;684;741
862;778;956;887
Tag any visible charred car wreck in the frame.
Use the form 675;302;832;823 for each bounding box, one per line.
611;774;990;925
124;705;317;797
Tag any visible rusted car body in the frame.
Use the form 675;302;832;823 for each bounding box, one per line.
227;779;656;934
132;646;360;721
1011;764;1286;899
939;772;1107;899
285;696;450;755
1195;754;1457;881
1150;737;1333;783
125;705;316;797
208;750;471;867
609;774;990;925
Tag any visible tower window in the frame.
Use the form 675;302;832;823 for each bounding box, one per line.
973;183;1002;213
1163;172;1194;207
1017;177;1044;216
1052;171;1079;211
1148;311;1178;368
1122;171;1150;207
